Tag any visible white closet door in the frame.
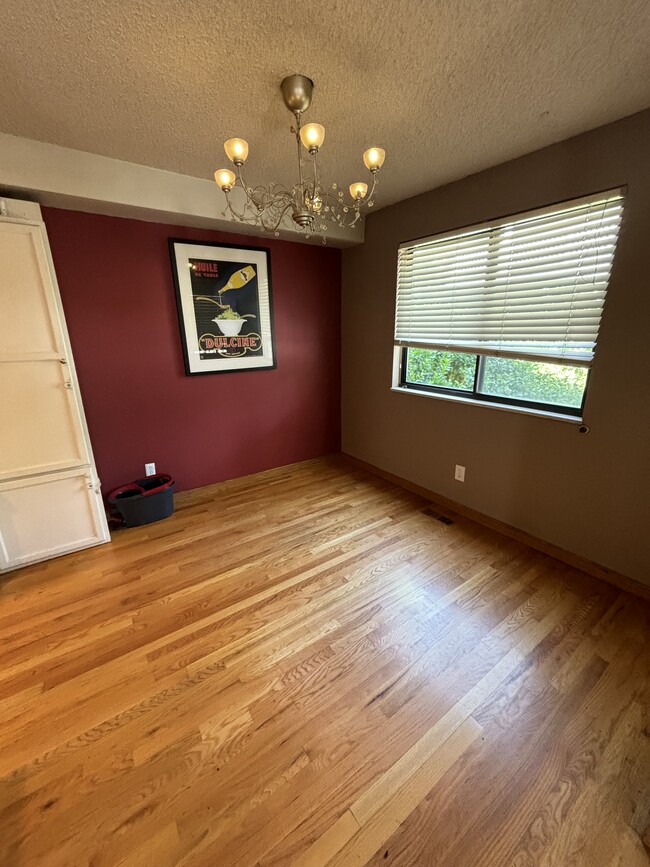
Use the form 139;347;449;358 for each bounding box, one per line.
0;206;109;571
0;470;105;570
0;222;91;479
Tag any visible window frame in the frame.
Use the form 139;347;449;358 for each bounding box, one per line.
398;347;589;418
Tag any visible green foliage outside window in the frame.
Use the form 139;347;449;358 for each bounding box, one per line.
480;356;587;408
404;348;588;409
405;348;476;390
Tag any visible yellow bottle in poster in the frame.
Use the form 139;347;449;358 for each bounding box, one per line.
220;265;256;294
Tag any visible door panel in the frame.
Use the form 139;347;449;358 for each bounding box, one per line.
0;223;62;356
0;359;90;480
0;470;105;571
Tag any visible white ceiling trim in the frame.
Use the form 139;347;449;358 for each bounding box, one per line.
0;133;363;247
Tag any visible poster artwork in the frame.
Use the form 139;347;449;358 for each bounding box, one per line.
170;239;274;375
189;258;263;360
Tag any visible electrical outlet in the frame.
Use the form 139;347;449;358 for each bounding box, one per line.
145;462;156;477
454;464;465;482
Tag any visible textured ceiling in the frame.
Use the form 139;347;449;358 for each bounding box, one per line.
1;0;649;210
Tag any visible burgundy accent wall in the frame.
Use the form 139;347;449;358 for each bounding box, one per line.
43;208;341;493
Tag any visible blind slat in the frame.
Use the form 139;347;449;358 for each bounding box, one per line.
394;190;624;364
402;202;623;255
399;219;622;266
397;249;615;281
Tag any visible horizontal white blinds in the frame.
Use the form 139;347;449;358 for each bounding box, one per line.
395;189;624;364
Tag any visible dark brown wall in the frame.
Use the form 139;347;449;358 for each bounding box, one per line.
342;110;650;584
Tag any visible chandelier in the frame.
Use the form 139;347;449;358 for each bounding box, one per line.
214;74;386;242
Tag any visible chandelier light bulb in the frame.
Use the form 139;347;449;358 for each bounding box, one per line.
300;123;326;153
349;182;368;200
224;138;249;164
215;169;236;192
363;147;386;172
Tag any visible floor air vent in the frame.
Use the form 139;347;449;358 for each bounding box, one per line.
421;507;454;525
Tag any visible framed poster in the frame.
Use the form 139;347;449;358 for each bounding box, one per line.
169;239;276;375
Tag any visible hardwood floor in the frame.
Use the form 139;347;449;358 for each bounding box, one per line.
0;456;648;866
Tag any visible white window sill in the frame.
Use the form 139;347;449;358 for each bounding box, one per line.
390;386;583;424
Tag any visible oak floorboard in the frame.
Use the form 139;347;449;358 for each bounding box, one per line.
0;455;648;866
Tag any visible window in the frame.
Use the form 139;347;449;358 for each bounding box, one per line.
401;347;589;414
394;189;624;416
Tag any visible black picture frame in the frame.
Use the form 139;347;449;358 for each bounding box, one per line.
169;238;276;376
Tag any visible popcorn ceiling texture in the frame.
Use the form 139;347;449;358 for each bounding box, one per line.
1;0;649;208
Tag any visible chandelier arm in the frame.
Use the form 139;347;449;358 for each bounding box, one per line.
234;162;296;217
315;189;363;229
366;172;378;204
224;196;282;233
238;187;295;232
226;192;293;229
235;162;247;189
223;195;254;223
259;187;295;215
235;163;264;210
332;207;362;229
224;183;280;224
262;200;296;234
236;165;285;211
319;190;351;216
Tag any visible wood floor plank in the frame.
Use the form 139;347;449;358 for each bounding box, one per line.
0;455;647;866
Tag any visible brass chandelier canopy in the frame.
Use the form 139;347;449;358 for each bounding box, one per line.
214;74;386;242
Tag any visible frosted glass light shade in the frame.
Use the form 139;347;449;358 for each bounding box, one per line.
363;147;385;171
224;138;249;163
215;169;236;191
300;123;326;151
349;182;368;200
